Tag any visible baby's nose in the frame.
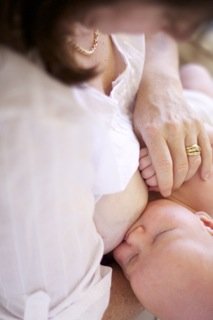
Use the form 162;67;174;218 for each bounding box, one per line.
113;241;136;267
125;225;146;247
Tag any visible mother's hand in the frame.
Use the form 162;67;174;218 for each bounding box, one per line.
133;75;212;197
133;32;212;197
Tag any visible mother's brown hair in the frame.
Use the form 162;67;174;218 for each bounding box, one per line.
0;0;212;85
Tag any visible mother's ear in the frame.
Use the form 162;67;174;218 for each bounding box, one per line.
195;211;213;236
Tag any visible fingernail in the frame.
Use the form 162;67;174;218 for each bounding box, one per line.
162;190;171;197
203;173;210;181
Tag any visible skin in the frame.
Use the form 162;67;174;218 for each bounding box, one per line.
114;200;213;320
112;66;213;319
82;3;213;196
1;2;213;320
140;64;213;193
71;5;213;319
133;32;211;196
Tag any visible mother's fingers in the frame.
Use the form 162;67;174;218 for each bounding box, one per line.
169;126;201;184
166;122;212;189
183;133;202;181
143;122;212;196
167;135;189;190
183;125;212;182
184;154;201;181
147;137;173;197
198;128;212;180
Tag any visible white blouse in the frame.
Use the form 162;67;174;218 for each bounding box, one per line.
1;31;213;320
78;34;146;198
0;47;112;320
0;33;146;320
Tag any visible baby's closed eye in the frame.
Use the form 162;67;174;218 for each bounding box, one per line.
153;228;177;244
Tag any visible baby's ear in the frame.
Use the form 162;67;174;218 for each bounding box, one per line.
195;211;213;236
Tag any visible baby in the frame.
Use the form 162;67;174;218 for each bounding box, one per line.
114;136;213;320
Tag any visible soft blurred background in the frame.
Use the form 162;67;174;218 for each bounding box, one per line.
179;24;213;75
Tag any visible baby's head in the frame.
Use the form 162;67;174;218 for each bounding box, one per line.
113;199;213;320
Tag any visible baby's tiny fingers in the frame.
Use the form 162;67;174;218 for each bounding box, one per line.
139;155;152;171
141;165;156;180
139;147;149;159
145;175;158;188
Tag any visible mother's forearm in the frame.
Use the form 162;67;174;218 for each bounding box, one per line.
143;31;180;79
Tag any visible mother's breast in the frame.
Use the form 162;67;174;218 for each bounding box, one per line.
94;170;148;254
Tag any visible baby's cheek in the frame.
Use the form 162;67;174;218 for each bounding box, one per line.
130;254;167;302
129;266;150;304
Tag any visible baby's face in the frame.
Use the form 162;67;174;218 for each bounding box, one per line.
114;199;213;319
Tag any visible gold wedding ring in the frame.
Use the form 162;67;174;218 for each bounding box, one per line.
185;144;201;156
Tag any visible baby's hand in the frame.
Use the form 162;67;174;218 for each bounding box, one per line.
139;148;159;191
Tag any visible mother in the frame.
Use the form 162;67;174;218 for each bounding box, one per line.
0;1;213;320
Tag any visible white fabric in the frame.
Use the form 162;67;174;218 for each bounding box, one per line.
82;34;145;198
0;34;146;319
24;291;50;320
184;89;213;125
0;47;112;320
0;35;146;320
1;32;213;320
